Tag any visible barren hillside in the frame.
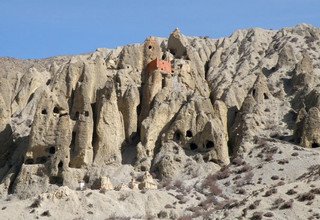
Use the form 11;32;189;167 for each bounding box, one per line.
0;24;320;219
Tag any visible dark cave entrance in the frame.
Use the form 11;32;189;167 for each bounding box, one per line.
312;142;320;148
186;130;193;138
174;130;182;142
49;146;56;154
190;143;198;150
205;141;215;149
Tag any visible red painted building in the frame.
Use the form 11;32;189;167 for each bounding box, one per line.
146;58;173;75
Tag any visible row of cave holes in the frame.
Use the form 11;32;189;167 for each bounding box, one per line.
25;145;64;186
41;107;63;116
252;89;269;100
41;107;89;119
148;44;176;56
189;141;215;151
173;130;215;151
25;146;57;165
41;107;59;115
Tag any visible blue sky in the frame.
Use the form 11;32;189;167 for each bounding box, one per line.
0;0;319;59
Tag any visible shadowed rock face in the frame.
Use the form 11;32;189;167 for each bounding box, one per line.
0;24;320;198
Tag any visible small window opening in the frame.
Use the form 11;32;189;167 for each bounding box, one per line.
49;146;56;154
25;159;34;164
83;175;90;183
206;141;214;149
71;132;76;144
148;45;152;49
46;79;51;85
141;166;147;171
162;77;166;88
190;143;198;150
41;109;47;115
263;93;269;99
252;89;256;96
186;130;193;137
84;111;89;117
174;130;182;142
58;161;63;168
53;106;60;114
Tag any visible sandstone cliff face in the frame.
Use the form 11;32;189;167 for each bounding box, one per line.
0;24;320;198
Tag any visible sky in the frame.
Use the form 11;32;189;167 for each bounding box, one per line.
0;0;319;59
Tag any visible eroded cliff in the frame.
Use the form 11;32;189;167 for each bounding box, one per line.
0;24;320;203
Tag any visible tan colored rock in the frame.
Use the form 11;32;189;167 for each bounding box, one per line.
168;28;188;59
0;25;320;202
128;178;139;190
100;176;114;191
143;37;162;67
118;44;144;71
277;45;296;69
93;82;125;165
300;107;320;148
292;53;314;90
26;89;68;165
139;70;163;124
139;172;157;190
114;183;130;191
250;73;272;104
0;92;13;168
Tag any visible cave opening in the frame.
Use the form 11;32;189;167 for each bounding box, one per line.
41;109;47;115
206;141;215;149
53;106;60;114
49;146;56;154
186;130;193;138
252;89;256;96
190;143;198;150
312;142;320;148
25;158;34;164
174;130;182;142
162;77;166;88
